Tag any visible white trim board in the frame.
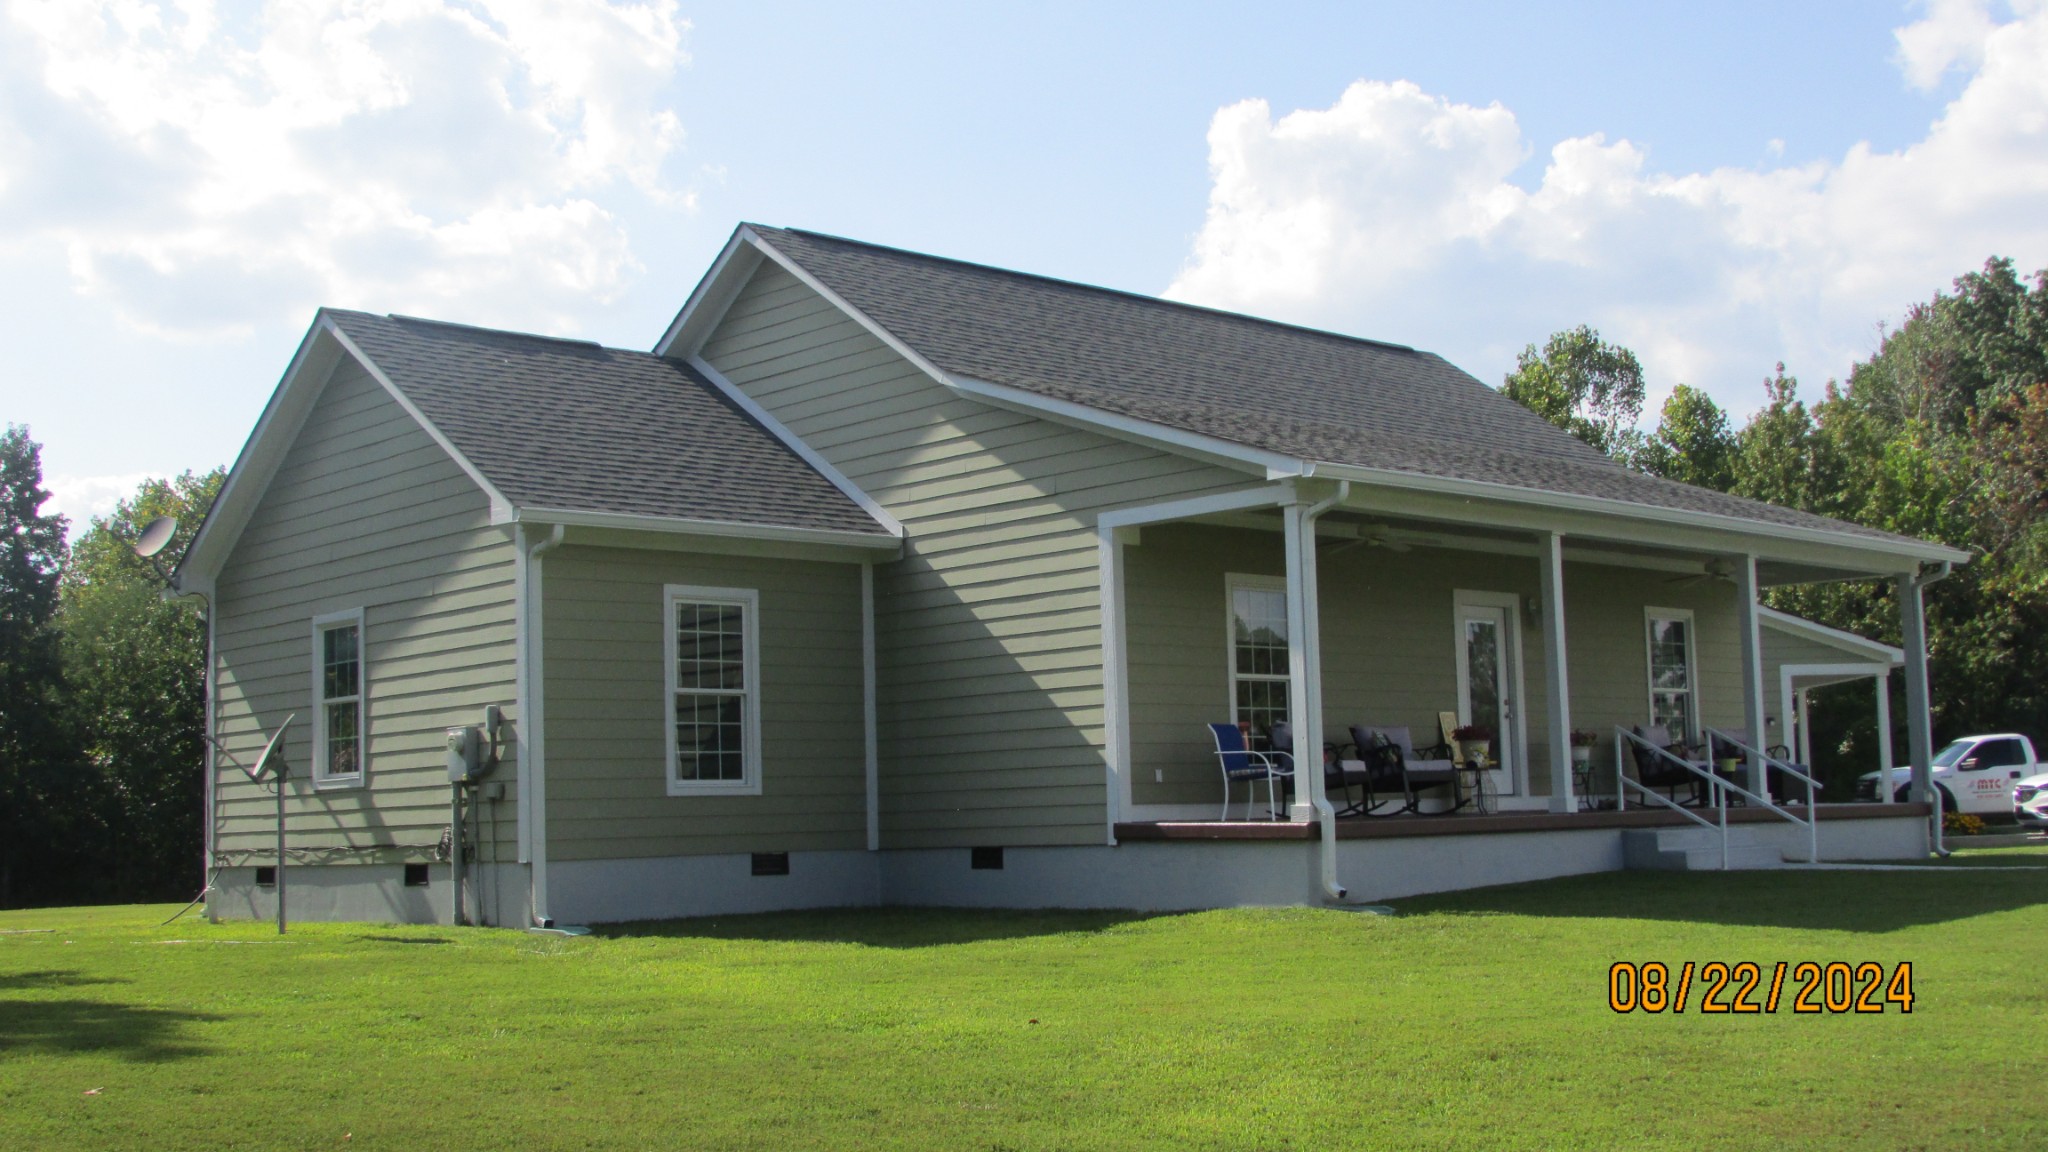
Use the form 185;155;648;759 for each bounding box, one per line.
509;507;899;553
1759;606;1904;664
663;584;765;797
686;356;905;539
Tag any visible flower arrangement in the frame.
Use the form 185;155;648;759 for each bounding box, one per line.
1569;729;1599;748
1451;723;1494;743
1943;811;1986;837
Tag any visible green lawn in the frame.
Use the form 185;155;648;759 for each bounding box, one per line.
3;855;2045;1150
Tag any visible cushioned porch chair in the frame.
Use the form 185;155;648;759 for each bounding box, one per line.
1627;724;1713;806
1208;723;1290;821
1269;722;1394;818
1350;725;1462;815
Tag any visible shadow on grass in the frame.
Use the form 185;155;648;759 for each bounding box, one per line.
0;977;219;1062
1395;867;2048;932
354;935;454;946
595;906;1170;947
0;970;125;992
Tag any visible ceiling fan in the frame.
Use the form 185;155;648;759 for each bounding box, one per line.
1665;557;1734;587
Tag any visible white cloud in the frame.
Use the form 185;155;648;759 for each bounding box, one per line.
0;0;691;339
45;471;149;536
1166;1;2048;419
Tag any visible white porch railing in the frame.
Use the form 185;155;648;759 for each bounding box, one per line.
1704;728;1821;866
1613;726;1733;870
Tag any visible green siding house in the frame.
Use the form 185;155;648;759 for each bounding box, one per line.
177;225;1967;927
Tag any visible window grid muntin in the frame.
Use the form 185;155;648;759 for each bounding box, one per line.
312;613;365;785
1227;579;1290;737
665;587;760;795
1646;613;1695;740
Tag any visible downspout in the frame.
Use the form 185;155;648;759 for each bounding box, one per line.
523;524;566;927
1302;481;1350;901
1911;559;1955;857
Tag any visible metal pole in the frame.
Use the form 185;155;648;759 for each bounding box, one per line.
276;763;287;935
450;784;464;927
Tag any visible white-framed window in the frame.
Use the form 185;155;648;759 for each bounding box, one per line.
1644;607;1699;741
310;608;367;788
1225;574;1290;739
665;585;762;796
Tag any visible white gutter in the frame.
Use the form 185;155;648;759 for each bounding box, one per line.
1301;481;1350;901
523;524;565;927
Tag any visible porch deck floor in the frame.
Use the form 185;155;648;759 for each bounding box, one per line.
1113;802;1933;842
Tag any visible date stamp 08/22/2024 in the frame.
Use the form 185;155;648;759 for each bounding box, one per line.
1608;961;1914;1014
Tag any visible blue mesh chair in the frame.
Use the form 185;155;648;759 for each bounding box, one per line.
1208;723;1289;821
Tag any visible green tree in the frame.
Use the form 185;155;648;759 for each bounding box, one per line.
0;425;72;906
60;470;223;902
1500;325;1647;457
1637;384;1737;491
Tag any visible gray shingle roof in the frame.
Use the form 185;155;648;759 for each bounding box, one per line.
749;226;1924;550
324;310;889;538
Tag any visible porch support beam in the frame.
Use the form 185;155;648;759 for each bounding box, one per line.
1874;676;1894;804
1537;532;1574;813
1900;573;1935;805
1734;553;1768;796
1283;503;1322;823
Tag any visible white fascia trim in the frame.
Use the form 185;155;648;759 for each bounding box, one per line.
652;229;764;358
175;320;337;593
1315;460;1972;568
687;356;905;538
1097;483;1296;531
739;226;963;389
510;506;900;553
321;320;516;523
1758;605;1905;665
944;375;1290;478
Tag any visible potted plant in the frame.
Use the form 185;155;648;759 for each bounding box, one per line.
1569;729;1598;766
1452;723;1494;764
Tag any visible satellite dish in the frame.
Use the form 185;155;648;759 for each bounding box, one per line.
134;516;179;559
245;714;295;783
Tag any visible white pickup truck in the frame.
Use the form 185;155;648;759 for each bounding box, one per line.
1856;733;2042;815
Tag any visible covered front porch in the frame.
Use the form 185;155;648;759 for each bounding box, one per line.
1097;478;1952;891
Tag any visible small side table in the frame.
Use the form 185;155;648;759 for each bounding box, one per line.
1458;758;1497;815
1572;756;1596;810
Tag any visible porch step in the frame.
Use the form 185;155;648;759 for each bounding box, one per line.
1621;827;1787;872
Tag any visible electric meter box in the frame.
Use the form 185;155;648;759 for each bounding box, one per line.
446;726;480;783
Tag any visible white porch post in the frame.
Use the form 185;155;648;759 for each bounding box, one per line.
1097;523;1133;840
1283;503;1323;822
1900;574;1935;804
1797;688;1814;772
1874;674;1894;804
1537;532;1574;813
1734;553;1768;796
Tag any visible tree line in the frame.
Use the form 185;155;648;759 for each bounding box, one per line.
0;427;219;908
1504;257;2047;796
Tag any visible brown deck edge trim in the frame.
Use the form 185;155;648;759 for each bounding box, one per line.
1114;803;1933;843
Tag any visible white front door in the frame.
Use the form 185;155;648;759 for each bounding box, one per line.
1456;603;1519;795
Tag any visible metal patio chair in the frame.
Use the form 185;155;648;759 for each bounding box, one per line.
1628;724;1713;807
1208;722;1290;821
1350;724;1463;815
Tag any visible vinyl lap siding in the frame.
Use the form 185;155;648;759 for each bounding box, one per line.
699;262;1254;847
211;359;518;864
1125;522;1747;805
541;545;866;860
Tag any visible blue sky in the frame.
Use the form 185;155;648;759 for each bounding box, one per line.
2;1;2043;531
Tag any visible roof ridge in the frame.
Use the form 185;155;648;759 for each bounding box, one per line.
383;312;606;350
756;224;1423;358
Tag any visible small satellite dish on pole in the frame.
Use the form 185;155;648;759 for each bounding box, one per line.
134;515;178;558
246;715;292;783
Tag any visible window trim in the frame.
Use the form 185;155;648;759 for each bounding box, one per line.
664;584;763;797
310;607;368;790
1643;606;1701;743
1224;573;1290;734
